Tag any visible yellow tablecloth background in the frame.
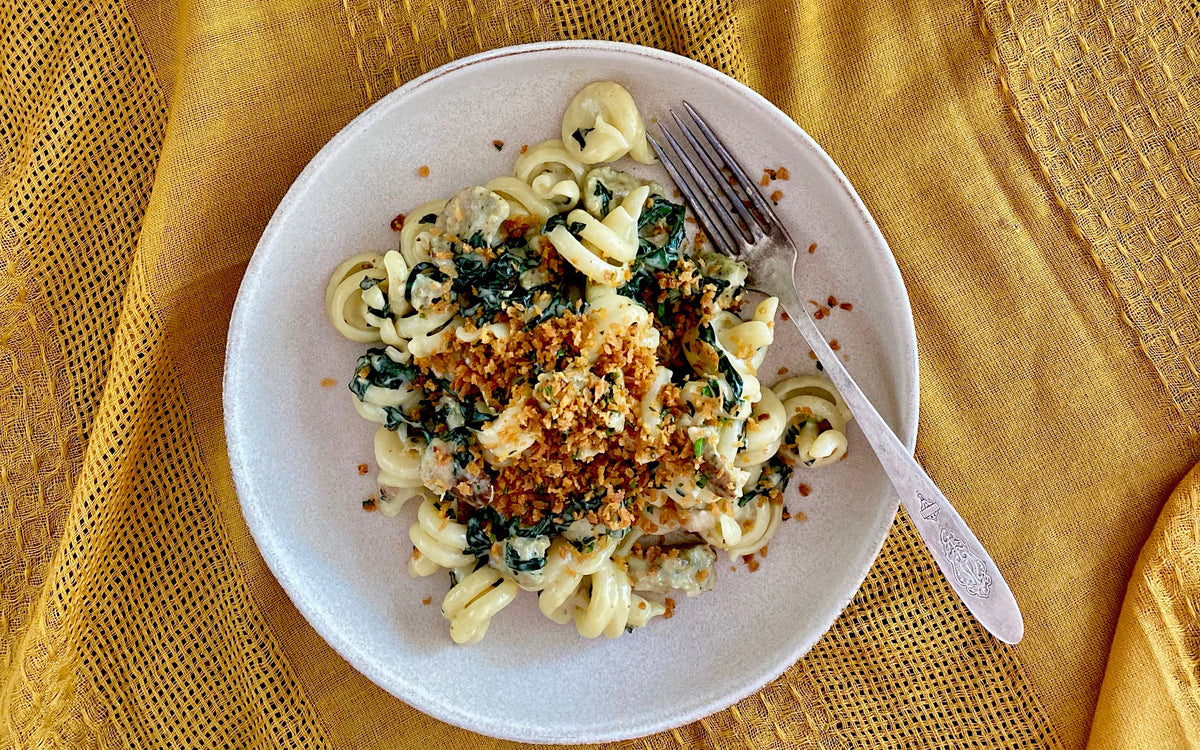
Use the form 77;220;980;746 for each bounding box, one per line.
1;0;1197;747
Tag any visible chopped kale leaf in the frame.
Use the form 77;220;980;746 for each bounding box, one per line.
358;276;391;317
593;180;613;216
464;230;488;249
504;543;548;572
464;513;494;560
619;196;687;300
349;348;419;399
568;536;597;554
738;453;794;506
697;323;744;410
543;213;586;239
571;126;594;150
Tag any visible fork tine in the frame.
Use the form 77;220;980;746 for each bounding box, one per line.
670;110;762;241
646;133;740;256
656;121;750;248
682;101;782;230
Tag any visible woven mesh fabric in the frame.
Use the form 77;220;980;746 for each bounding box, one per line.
974;0;1200;740
981;0;1200;429
1;0;1198;748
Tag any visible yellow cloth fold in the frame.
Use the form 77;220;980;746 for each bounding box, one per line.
1;0;1197;747
1089;463;1200;750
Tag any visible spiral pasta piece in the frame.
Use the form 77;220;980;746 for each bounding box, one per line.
547;186;649;286
350;348;424;427
571;558;664;638
700;508;746;550
399;199;446;265
736;386;786;468
325;250;416;349
408;497;474;576
715;297;778;374
582;282;659;360
395;272;456;358
372;426;429;515
325;252;387;343
639;365;674;444
514;140;587;193
722;493;784;558
476;400;538;464
560;81;655;164
707;311;768;404
484;176;561;221
441;567;519;645
537;535;620;623
774;374;853;468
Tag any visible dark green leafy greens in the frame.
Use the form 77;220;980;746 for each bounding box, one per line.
504;543;548;572
460;491;612;564
358;276;390;317
348;348;419;399
463;507;554;573
570;127;594;150
738;453;794;506
348;348;492;453
567;536;597;554
593;180;613;216
697;323;744;411
544;213;586;238
619;196;687;300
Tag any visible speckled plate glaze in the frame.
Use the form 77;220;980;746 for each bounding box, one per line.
225;41;918;744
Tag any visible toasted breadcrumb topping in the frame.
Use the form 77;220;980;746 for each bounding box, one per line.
415;299;717;532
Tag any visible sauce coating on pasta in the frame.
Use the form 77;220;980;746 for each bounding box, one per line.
325;82;852;644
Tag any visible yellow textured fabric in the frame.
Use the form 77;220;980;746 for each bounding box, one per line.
0;0;1196;749
1088;462;1200;750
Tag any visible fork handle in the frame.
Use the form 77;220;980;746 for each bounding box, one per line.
777;296;1024;644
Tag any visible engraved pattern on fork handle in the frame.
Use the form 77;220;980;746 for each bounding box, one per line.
917;492;992;599
777;295;1024;644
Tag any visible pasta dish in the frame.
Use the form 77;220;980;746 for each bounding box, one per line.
325;81;853;644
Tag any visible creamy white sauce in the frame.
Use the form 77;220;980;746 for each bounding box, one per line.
626;545;716;597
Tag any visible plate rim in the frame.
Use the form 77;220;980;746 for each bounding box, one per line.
224;39;919;744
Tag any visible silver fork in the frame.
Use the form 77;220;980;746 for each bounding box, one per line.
648;103;1023;645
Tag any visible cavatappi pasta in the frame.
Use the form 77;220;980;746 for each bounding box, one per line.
325;81;853;645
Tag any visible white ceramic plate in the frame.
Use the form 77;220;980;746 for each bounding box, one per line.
225;41;918;744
